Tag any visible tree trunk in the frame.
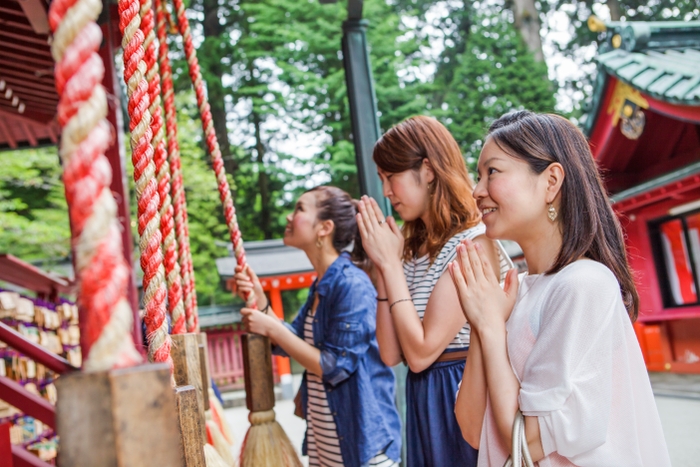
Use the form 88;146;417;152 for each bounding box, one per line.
606;0;622;21
252;111;272;239
511;0;545;62
201;0;237;174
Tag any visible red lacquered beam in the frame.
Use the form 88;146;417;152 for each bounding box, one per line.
0;321;77;374
0;376;55;428
12;444;54;467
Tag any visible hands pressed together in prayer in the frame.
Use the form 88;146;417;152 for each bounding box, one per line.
356;196;404;274
448;238;519;333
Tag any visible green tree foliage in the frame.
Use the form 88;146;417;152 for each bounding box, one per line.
0;147;70;262
427;3;556;164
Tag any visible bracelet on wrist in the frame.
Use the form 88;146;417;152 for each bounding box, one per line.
389;298;412;312
377;297;389;302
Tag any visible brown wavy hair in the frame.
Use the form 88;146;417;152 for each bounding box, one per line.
373;116;481;262
487;111;639;320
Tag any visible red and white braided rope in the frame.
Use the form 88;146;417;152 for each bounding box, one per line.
140;0;186;335
171;0;257;309
118;0;173;367
155;0;199;332
49;0;141;371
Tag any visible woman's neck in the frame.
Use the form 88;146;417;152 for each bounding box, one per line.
518;224;563;275
306;248;340;282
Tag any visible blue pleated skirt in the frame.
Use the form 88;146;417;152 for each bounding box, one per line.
405;350;478;467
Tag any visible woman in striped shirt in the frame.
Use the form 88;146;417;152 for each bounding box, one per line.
234;186;402;467
357;116;510;466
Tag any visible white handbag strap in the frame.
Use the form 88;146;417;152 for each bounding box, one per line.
503;410;534;467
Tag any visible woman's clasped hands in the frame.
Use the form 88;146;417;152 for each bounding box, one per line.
232;264;280;338
448;239;519;333
356;195;403;272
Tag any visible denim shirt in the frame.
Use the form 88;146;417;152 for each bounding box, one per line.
272;253;402;467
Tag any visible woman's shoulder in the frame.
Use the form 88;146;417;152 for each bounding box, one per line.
547;260;621;300
435;224;487;260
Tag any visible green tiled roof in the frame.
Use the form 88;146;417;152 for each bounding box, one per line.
595;21;700;106
598;48;700;105
583;20;700;135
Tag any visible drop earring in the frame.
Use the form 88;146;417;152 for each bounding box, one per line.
547;204;558;222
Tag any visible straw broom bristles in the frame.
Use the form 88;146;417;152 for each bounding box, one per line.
239;410;302;467
206;420;236;466
204;443;233;467
209;389;235;445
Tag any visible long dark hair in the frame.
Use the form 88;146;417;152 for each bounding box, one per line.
306;186;367;266
487;111;639;319
373;115;481;261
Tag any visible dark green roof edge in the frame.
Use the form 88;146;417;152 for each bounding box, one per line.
584;20;700;134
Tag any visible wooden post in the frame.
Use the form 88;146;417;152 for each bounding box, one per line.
171;334;207;445
56;364;182;467
175;385;206;467
241;334;275;412
197;333;211;409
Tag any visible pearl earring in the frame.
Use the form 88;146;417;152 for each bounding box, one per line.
547;204;558;222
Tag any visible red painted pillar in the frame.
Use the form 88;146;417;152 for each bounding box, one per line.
97;12;143;352
0;422;12;467
269;287;293;398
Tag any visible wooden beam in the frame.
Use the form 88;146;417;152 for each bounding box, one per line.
0;117;17;148
0;105;54;125
0;58;50;75
0;376;55;428
0;321;76;374
21;120;38;146
0;17;34;31
175;386;207;467
0;6;24;17
0;50;54;67
171;334;207;445
0;39;51;57
0;76;56;94
0;25;49;46
56;364;183;467
12;444;55;467
17;0;50;35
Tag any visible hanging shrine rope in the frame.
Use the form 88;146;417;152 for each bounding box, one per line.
118;0;173;368
139;0;187;336
48;0;141;371
155;0;199;333
170;0;251;304
167;1;302;466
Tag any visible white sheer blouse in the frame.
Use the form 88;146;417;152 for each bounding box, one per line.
477;260;671;466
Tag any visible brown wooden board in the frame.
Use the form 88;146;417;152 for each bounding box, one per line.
241;333;275;412
197;332;211;409
175;385;206;467
171;333;207;445
56;364;182;467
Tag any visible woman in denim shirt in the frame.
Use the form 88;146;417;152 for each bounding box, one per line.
234;186;402;467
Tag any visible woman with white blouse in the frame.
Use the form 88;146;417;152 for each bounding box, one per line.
451;111;671;466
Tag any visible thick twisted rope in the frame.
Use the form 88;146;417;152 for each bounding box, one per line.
140;0;186;335
118;0;172;368
49;0;141;371
155;0;198;332
171;0;256;309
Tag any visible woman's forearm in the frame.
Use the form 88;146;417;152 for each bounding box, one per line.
375;273;404;366
269;321;323;376
479;324;544;460
455;332;487;447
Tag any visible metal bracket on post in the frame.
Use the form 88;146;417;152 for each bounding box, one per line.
340;1;391;215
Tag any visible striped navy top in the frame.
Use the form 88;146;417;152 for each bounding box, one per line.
303;312;397;467
403;224;512;350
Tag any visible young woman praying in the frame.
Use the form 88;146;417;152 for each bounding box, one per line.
357;115;510;467
451;110;670;466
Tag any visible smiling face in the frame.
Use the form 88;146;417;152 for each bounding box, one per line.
284;191;325;250
378;160;434;223
474;138;553;243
